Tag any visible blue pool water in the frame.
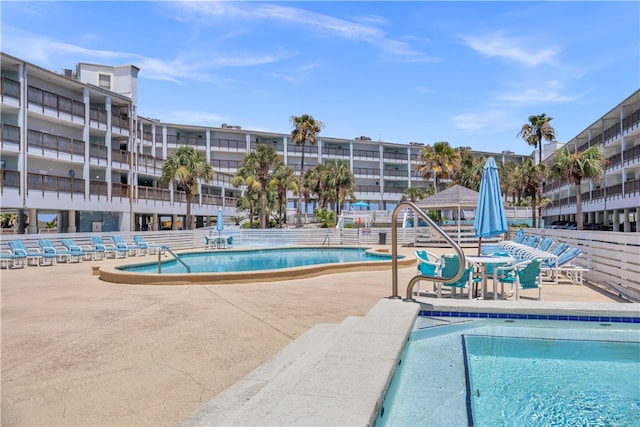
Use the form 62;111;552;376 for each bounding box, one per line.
118;247;396;274
376;316;640;427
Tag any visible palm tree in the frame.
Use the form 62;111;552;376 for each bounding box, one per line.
549;145;605;230
324;159;355;214
499;161;520;205
517;114;557;164
269;163;298;227
418;141;461;193
290;114;324;227
455;152;485;191
235;144;280;228
401;187;426;203
515;158;547;228
518;114;557;227
159;146;214;230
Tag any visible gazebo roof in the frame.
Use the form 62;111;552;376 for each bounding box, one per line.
415;185;479;209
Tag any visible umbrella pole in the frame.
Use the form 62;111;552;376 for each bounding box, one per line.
477;236;482;256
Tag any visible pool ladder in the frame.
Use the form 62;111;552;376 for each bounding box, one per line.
389;201;466;301
157;246;191;273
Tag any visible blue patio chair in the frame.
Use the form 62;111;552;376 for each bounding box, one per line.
38;239;76;263
91;236;121;259
538;237;554;252
1;249;26;269
61;239;103;261
497;259;542;300
438;254;480;299
204;234;215;249
8;240;56;266
415;250;442;296
541;247;584;284
226;236;234;248
111;235;144;256
513;229;526;243
133;236;165;255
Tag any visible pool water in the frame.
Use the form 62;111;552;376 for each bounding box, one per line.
119;247;396;274
376;317;640;427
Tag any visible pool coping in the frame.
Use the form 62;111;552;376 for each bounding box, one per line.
97;246;415;285
179;298;640;426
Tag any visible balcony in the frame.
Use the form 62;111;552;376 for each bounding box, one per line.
322;147;350;158
138;186;171;202
27;85;85;122
383;168;407;178
27;172;85;197
211;138;245;151
353;167;380;177
211;159;241;171
382;151;408;162
27;129;84;158
1;169;20;194
1;77;20;102
89;180;108;198
1;123;20;149
137;154;163;174
353;149;379;161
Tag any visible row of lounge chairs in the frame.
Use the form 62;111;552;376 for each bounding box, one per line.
1;235;166;268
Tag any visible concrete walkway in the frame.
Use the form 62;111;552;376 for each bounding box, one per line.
0;246;631;426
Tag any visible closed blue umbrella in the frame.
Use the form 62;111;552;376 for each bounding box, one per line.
474;157;508;255
352;201;369;210
216;208;224;236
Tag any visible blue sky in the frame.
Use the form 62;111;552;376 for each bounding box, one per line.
2;1;638;154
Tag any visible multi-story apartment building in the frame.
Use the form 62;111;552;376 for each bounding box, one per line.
2;52;637;234
542;89;640;232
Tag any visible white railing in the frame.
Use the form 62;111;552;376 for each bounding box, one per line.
528;228;640;302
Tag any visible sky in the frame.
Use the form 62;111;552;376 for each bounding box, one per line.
2;1;639;155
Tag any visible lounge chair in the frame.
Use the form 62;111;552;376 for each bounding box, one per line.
414;250;442;295
61;239;104;261
111;235;144;256
133;236;164;255
496;259;542;300
438;254;479;299
542;247;585;285
1;249;26;269
8;240;57;266
91;236;121;259
37;239;75;263
538;237;554;252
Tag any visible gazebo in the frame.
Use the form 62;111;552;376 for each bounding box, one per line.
414;185;480;244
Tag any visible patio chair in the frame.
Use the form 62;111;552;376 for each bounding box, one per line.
496;259;542;300
542;247;584;285
205;234;215;249
438;254;479;299
61;239;103;261
112;235;144;256
1;249;26;269
538;237;554;252
37;239;74;263
414;250;442;296
91;236;121;259
132;236;164;255
226;236;234;248
8;240;56;266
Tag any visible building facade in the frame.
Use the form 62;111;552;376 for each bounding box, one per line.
1;52;638;233
542;89;640;232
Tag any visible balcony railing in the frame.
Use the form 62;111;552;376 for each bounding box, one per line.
322;147;350;157
353;149;379;160
212;138;245;151
1;123;20;147
624;144;640;165
137;154;163;172
27;129;84;157
622;109;640;131
27;173;84;196
1;169;20;194
138;186;171;201
90;107;108;126
112;183;129;198
27;85;85;119
625;178;640;194
111;148;130;165
167;135;206;147
89;181;108;197
211;159;242;170
353;167;380;176
1;77;20;101
355;185;380;193
383;169;407;177
382;152;408;161
288;144;318;155
111;114;130;130
89;143;108;160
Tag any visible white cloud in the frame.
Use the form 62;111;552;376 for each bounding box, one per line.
498;81;576;105
158;110;226;125
450;110;509;131
462;32;559;67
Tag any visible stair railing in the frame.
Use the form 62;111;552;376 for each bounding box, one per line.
158;246;191;273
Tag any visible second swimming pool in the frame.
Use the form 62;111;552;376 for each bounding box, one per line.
376;315;640;426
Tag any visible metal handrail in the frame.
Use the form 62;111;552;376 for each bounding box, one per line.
158;246;190;273
390;201;466;301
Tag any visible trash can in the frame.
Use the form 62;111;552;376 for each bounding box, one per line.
379;232;387;245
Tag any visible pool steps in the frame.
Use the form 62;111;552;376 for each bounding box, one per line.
179;298;419;426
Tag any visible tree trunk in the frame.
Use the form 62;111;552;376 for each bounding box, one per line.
575;179;583;230
297;149;306;227
185;192;192;230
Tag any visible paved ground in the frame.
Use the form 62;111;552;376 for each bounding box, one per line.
0;246;629;426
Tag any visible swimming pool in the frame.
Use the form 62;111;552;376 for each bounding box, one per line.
99;246;413;285
376;315;640;426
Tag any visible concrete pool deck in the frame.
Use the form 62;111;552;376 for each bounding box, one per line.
1;245;637;426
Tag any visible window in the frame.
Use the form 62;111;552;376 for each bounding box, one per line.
98;73;111;89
